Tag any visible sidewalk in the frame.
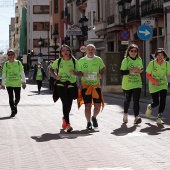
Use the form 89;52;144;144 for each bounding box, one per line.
1;81;170;170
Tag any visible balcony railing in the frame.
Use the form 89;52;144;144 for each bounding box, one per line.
66;0;73;3
76;0;87;6
107;15;114;25
141;0;163;17
127;5;140;22
94;21;107;36
164;0;170;2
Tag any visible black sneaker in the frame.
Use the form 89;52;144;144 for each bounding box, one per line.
86;122;92;130
92;116;98;128
14;105;17;115
10;110;16;117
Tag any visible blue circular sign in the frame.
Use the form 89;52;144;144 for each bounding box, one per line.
137;25;153;41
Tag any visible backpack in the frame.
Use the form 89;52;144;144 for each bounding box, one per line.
6;61;21;76
6;60;20;67
57;57;76;73
152;60;167;68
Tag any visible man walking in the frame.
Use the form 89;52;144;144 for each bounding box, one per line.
78;44;105;130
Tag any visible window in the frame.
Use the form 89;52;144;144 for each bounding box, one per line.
33;39;48;48
33;5;49;14
54;0;58;13
33;22;50;31
50;1;52;15
16;17;18;23
88;11;95;30
54;23;58;32
16;28;19;34
108;41;114;52
15;6;18;13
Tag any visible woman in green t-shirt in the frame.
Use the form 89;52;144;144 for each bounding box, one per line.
145;49;170;124
1;49;26;117
120;44;143;124
50;44;80;133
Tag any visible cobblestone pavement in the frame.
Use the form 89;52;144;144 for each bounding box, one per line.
0;81;170;170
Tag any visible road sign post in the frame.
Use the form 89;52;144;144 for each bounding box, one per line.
137;24;153;97
119;29;130;53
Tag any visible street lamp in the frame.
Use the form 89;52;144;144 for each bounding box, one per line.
79;16;88;45
38;37;43;56
52;30;59;60
118;0;132;28
118;0;131;54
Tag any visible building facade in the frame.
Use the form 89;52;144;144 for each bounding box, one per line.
9;0;170;92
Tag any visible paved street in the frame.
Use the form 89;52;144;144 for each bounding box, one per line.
1;81;170;170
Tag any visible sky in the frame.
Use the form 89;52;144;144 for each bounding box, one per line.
0;0;17;53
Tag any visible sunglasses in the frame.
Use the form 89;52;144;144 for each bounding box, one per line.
130;50;137;53
61;49;70;52
8;53;14;56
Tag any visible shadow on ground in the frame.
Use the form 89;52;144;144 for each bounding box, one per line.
140;123;170;135
111;123;137;136
31;129;99;142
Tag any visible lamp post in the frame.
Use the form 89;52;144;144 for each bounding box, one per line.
79;16;88;45
118;0;132;28
38;37;43;56
118;0;131;53
52;30;59;60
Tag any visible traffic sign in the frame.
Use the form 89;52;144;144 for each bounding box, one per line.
141;17;155;28
137;25;153;41
119;29;130;41
121;41;129;45
79;45;86;53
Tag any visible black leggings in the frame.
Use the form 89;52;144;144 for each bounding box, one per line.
36;80;42;92
57;86;75;124
49;77;55;91
6;87;21;111
123;88;141;117
151;89;167;113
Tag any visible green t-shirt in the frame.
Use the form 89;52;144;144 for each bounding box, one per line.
120;56;143;90
3;60;24;87
51;57;79;86
36;68;43;80
146;60;170;93
79;56;105;85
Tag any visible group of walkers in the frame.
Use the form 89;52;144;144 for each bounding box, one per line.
0;44;105;133
120;44;170;125
1;43;170;133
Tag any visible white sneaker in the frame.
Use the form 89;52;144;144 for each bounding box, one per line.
134;116;142;124
123;113;128;123
145;104;152;117
157;117;164;125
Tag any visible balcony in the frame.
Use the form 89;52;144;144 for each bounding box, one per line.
107;15;114;25
127;5;140;23
66;0;73;3
141;0;163;17
76;0;87;6
94;20;107;36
